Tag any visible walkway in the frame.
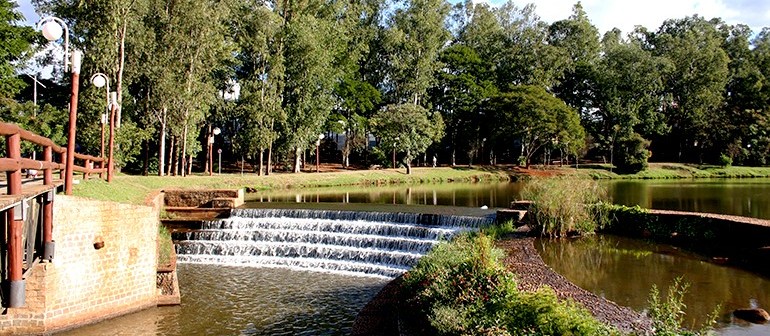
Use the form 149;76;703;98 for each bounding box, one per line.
497;235;653;334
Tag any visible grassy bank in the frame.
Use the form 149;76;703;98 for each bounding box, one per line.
571;163;770;179
72;167;512;204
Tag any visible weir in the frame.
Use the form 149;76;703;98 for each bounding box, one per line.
174;208;493;278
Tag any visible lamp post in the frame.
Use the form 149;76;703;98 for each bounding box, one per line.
90;73;110;158
38;16;81;195
107;92;117;182
316;133;325;173
209;127;221;176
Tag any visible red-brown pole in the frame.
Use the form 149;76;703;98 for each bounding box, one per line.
59;151;66;180
84;158;90;180
43;146;54;261
6;133;25;307
316;143;320;173
107;92;116;183
64;51;82;195
100;118;105;158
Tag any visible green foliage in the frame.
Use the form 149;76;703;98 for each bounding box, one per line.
615;132;651;174
157;224;173;267
520;177;609;236
370;103;445;174
718;154;732;167
486;85;585;167
402;233;614;335
647;278;718;336
481;220;515;239
0;0;36;101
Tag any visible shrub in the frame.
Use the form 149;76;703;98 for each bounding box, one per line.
718;154;732;167
615;132;651;174
647;277;718;336
520;177;610;236
401;233;615;335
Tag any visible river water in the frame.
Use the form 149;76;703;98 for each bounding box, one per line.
59;179;770;335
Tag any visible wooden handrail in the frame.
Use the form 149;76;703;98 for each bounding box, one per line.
1;122;105;164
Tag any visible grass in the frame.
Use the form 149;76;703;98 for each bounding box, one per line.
157;225;173;267
569;163;770;179
71;167;513;204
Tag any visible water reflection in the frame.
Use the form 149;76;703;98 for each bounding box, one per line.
245;179;770;219
607;179;770;219
536;235;770;335
58;264;386;336
246;182;523;209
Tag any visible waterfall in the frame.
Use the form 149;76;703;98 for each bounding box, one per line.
175;209;493;279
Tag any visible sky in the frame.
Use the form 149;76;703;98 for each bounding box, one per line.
13;0;770;35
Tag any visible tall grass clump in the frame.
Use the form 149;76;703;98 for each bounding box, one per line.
401;233;615;335
648;278;719;336
157;225;174;267
520;177;609;236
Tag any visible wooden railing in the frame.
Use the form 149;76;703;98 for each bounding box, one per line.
0;121;106;308
0;122;107;179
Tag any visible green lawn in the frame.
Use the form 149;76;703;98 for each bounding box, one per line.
72;167;513;205
569;163;770;179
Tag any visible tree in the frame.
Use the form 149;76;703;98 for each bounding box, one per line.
647;16;729;162
383;0;450;105
370;104;444;174
0;0;36;103
485;85;584;167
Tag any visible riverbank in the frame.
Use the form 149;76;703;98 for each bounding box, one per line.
72;167;513;204
571;162;770;179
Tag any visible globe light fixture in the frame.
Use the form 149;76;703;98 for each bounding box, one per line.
37;17;70;71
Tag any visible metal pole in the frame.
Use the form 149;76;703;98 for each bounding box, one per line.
108;92;117;182
64;51;82;195
218;149;221;175
6;133;25;307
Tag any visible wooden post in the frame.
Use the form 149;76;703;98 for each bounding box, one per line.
64;51;82;195
59;151;66;180
43;146;55;261
6;133;25;307
84;158;91;180
99;160;105;179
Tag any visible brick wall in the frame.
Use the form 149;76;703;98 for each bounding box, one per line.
0;195;160;335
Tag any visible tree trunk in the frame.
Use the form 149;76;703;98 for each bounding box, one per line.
267;145;273;176
204;124;211;174
142;140;149;176
188;154;193;175
181;122;188;176
158;108;167;176
167;136;176;176
452;148;456;167
293;147;302;173
406;149;412;175
258;149;264;176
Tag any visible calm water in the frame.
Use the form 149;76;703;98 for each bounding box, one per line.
536;235;770;336
60;179;770;335
58;264;386;336
247;179;770;219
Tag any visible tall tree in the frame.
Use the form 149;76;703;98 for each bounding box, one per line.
370;103;444;174
647;16;729;162
0;0;36;103
383;0;450;105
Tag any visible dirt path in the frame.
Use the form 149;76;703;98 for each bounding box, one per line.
497;235;653;334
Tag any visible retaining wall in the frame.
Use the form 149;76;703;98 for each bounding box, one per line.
0;195;160;335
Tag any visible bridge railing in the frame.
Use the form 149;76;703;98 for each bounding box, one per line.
0;121;105;308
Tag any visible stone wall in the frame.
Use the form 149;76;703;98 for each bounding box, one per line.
0;195;160;335
163;189;244;208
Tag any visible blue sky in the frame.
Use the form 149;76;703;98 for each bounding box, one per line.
14;0;770;35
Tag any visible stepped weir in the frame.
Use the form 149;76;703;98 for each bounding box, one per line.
174;208;493;278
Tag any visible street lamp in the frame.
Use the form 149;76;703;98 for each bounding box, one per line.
316;133;325;173
38;16;82;195
209;127;221;176
90;73;110;158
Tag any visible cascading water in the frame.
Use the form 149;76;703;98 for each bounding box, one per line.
174;209;493;279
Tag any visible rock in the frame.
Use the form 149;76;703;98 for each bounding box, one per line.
733;308;770;324
510;200;533;210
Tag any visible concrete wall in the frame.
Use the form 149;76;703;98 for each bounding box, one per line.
163;189;243;208
0;195;160;335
